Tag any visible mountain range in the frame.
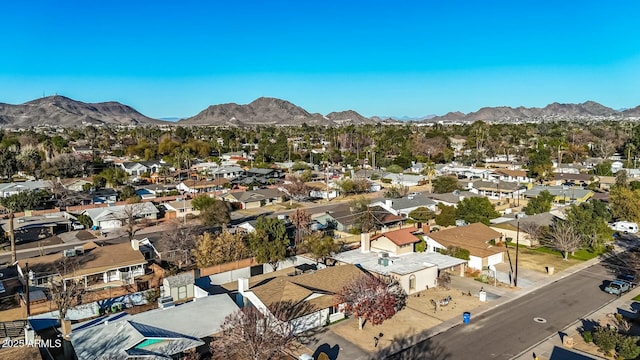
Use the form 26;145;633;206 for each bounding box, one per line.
1;95;639;128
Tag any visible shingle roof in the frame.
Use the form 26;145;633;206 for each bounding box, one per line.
371;227;421;246
19;241;146;279
427;223;504;258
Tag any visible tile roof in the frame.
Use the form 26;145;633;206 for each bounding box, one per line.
371;227;421;246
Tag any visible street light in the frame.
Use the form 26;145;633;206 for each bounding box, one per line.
514;219;520;287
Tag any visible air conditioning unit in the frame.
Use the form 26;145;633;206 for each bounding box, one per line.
74;246;85;255
63;249;76;257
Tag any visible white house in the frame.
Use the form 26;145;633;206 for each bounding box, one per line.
82;202;159;230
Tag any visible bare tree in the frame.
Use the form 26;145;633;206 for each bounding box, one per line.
156;222;200;269
119;201;150;241
211;300;317;360
337;274;407;330
519;221;547;247
282;175;310;201
544;221;581;260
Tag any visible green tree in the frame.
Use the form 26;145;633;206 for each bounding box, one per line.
385;164;404;174
192;231;250;268
617;335;640;359
119;185;139;202
527;144;554;182
455;197;499;225
302;231;340;264
432;176;460;194
615;170;629;189
593;325;619;356
593;160;613;176
192;196;231;227
440;246;471;260
610;187;640;223
522;190;554;215
435;203;457;227
564;202;612;251
248;216;289;270
408;207;435;222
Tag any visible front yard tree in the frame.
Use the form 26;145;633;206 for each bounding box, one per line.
120;201;148;241
191;195;231;227
545;221;581;260
248;217;289;271
455;197;499;226
522;190;554;215
302;231;340;264
337;274;407;330
432;176;460;194
157;223;200;269
564;202;612;251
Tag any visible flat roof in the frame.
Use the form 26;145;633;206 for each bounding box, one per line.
333;249;466;276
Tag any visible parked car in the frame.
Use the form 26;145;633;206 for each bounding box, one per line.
71;222;85;230
604;279;632;296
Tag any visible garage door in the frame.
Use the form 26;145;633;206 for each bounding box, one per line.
487;253;504;267
100;220;122;229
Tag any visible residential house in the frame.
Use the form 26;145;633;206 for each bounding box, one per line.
410;162;425;174
91;188;118;204
163;198;198;220
177;178;230;194
209;165;244;179
313;203;403;232
381;173;426;187
551;173;596;186
332;233;467;294
464;179;524;202
369;193;438;217
221;188;285;209
235;264;367;334
307;181;338;200
524;185;593;204
490;212;558;247
0;180;51;198
554;163;585;174
0;212;74;244
82;202;159;230
70;294;238;360
491;169;531;183
449;136;467;157
423;223;505;270
424;190;482;208
17;240;147;289
59;178;93;192
120;161;162;177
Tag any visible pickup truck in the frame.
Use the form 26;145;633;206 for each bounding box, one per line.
604;279;633;296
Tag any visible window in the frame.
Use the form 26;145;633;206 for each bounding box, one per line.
409;275;416;290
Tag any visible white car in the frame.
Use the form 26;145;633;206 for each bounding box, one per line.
71;223;85;230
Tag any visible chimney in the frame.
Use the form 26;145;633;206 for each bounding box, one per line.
131;239;140;251
385;199;393;208
238;277;249;293
360;233;370;253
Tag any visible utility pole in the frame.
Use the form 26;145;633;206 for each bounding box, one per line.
514;220;520;287
9;211;16;264
25;262;31;317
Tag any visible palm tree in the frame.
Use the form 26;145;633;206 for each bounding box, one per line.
422;161;436;193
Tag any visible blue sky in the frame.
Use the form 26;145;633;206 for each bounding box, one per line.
1;1;639;118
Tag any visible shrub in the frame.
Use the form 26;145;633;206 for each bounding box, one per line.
415;240;427;253
617;335;640;359
582;331;593;343
593;326;619;355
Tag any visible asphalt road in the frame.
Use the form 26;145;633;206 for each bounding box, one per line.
390;263;616;360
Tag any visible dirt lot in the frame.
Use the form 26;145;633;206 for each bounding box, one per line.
330;286;481;352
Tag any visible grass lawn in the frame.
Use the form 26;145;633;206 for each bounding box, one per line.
531;246;606;261
633;294;640;302
506;246;582;273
